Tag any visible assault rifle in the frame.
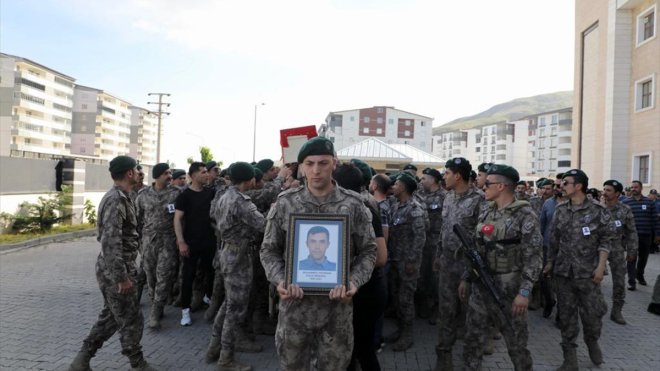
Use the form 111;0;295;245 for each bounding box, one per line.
453;224;513;330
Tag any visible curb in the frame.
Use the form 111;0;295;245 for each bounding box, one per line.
0;228;97;253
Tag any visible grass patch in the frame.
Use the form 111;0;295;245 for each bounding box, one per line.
0;223;94;245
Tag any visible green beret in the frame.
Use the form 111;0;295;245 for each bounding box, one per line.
540;179;554;187
253;166;264;182
487;164;520;184
172;169;186;179
403;163;417;171
228;162;255;182
256;159;274;173
470;170;477;181
603;179;623;193
445;157;472;172
206;161;218;171
297;136;334;163
152;163;170;179
563;169;588;183
535;177;548;187
396;173;417;193
350;159;372;183
109;155;137;174
478;162;494;173
422;168;442;182
219;169;228;178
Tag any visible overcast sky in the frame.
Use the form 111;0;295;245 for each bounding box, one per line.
1;0;575;167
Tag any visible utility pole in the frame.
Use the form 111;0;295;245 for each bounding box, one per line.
148;93;171;163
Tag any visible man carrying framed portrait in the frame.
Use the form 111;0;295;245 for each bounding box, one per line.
260;136;377;371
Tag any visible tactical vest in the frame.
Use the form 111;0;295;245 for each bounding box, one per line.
476;200;526;274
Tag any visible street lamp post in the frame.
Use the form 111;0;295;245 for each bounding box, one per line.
253;103;265;162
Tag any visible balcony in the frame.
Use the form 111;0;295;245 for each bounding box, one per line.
13;114;70;132
12;127;70;143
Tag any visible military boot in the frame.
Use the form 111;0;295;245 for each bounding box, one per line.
130;360;158;371
483;336;494;355
383;319;402;343
556;346;578;371
585;340;603;366
68;346;94;371
217;349;252;371
206;335;222;363
149;303;163;329
391;324;414;351
610;302;626;325
235;330;263;353
433;349;453;371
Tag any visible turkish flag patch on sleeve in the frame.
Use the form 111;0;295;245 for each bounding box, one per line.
481;224;495;236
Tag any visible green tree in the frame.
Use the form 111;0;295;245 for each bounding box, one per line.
186;157;194;165
200;146;213;163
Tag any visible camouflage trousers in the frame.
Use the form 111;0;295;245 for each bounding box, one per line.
607;248;627;305
212;243;253;351
142;234;177;305
82;256;144;364
389;261;419;325
463;274;532;371
275;296;354;371
416;239;439;306
555;275;607;348
247;245;270;321
436;253;467;352
210;241;226;308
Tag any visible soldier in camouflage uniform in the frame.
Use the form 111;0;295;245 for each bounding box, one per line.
69;156;156;371
433;158;486;371
414;168;445;321
529;179;554;217
135;163;181;329
260;137;377;371
544;169;614;370
601;180;638;325
385;173;427;351
205;162;266;371
460;165;542;371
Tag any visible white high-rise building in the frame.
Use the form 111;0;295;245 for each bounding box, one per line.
71;85;132;160
129;106;158;165
319;106;434;153
0;53;75;157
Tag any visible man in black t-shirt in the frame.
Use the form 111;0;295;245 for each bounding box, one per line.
174;162;217;326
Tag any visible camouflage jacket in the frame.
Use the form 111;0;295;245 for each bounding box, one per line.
388;197;427;270
245;177;283;214
548;199;614;279
604;202;638;256
97;185;140;284
135;184;180;238
529;196;550;217
437;187;487;258
414;187;446;244
214;186;266;247
474;200;543;292
260;184;377;288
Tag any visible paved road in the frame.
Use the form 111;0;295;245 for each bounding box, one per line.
1;237;659;370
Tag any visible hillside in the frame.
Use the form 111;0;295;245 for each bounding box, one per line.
433;91;573;134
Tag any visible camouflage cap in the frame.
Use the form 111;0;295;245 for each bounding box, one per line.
297;136;334;163
487;164;520;184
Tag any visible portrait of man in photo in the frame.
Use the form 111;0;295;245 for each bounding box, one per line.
298;225;337;271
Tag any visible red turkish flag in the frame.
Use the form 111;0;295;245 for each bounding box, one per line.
481;224;495;236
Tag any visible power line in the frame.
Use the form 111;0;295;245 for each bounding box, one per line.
147;93;171;163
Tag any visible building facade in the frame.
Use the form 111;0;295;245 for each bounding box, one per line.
71;86;132;160
574;0;659;187
526;108;574;178
129;106;158;165
319;106;434;153
0;53;75;157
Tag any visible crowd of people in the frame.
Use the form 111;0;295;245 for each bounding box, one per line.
68;136;660;371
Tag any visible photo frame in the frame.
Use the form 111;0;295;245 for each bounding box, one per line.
285;213;350;295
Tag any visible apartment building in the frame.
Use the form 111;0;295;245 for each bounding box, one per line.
526;108;574;178
476;122;515;165
319;106;434;153
129;106;158;165
574;0;659;187
71;85;132;160
0;53;75;157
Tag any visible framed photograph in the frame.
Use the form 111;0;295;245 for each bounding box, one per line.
285;213;350;295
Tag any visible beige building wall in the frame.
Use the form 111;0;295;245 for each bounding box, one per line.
574;0;659;188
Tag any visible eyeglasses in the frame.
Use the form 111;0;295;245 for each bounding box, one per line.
562;180;574;186
484;180;506;187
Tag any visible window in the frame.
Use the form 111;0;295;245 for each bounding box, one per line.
539;128;545;137
551;127;557;136
421;121;425;127
376;128;382;134
363;117;370;123
377;107;384;113
377;117;383;124
363;128;369;134
350;116;355;122
637;5;656;46
635;75;655;111
476;147;480;152
558;160;571;168
404;130;410;137
406;120;412;126
81;104;88;110
551;115;558;124
633;154;651;184
388;118;394;125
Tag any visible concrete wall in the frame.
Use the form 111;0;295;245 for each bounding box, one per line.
0;157;59;193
